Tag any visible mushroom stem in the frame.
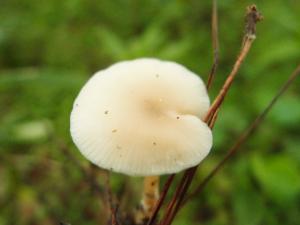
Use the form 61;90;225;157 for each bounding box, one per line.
136;176;160;223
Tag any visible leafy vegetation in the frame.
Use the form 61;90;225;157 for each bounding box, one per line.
0;0;299;224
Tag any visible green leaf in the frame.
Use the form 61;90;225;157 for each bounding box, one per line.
251;154;300;204
97;28;126;60
11;120;52;143
233;190;265;225
269;95;300;127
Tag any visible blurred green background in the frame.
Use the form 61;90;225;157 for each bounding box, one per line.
1;0;300;224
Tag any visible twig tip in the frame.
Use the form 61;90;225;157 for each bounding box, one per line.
245;4;263;39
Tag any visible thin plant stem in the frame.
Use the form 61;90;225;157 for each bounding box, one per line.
206;4;263;121
159;171;191;224
182;63;300;206
147;2;220;223
206;0;219;90
159;5;263;225
160;112;219;224
205;38;254;122
160;169;196;225
104;172;120;225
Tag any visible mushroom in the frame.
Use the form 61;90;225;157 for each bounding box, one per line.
70;58;213;222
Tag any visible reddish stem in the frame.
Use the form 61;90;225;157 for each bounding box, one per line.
182;63;300;206
159;5;263;225
206;0;219;90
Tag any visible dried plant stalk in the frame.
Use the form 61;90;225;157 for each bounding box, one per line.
182;63;300;206
104;172;120;225
158;5;263;225
146;2;220;223
206;0;219;90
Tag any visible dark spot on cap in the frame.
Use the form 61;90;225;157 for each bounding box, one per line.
104;110;109;114
112;129;117;133
156;74;159;78
117;146;122;150
176;116;180;119
151;181;156;186
153;142;157;146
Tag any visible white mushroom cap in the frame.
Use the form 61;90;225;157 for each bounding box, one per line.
70;58;212;176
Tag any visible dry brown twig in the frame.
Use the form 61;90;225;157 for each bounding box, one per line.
205;5;263;122
206;0;219;90
104;172;120;225
182;63;300;206
146;1;222;224
157;5;263;225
